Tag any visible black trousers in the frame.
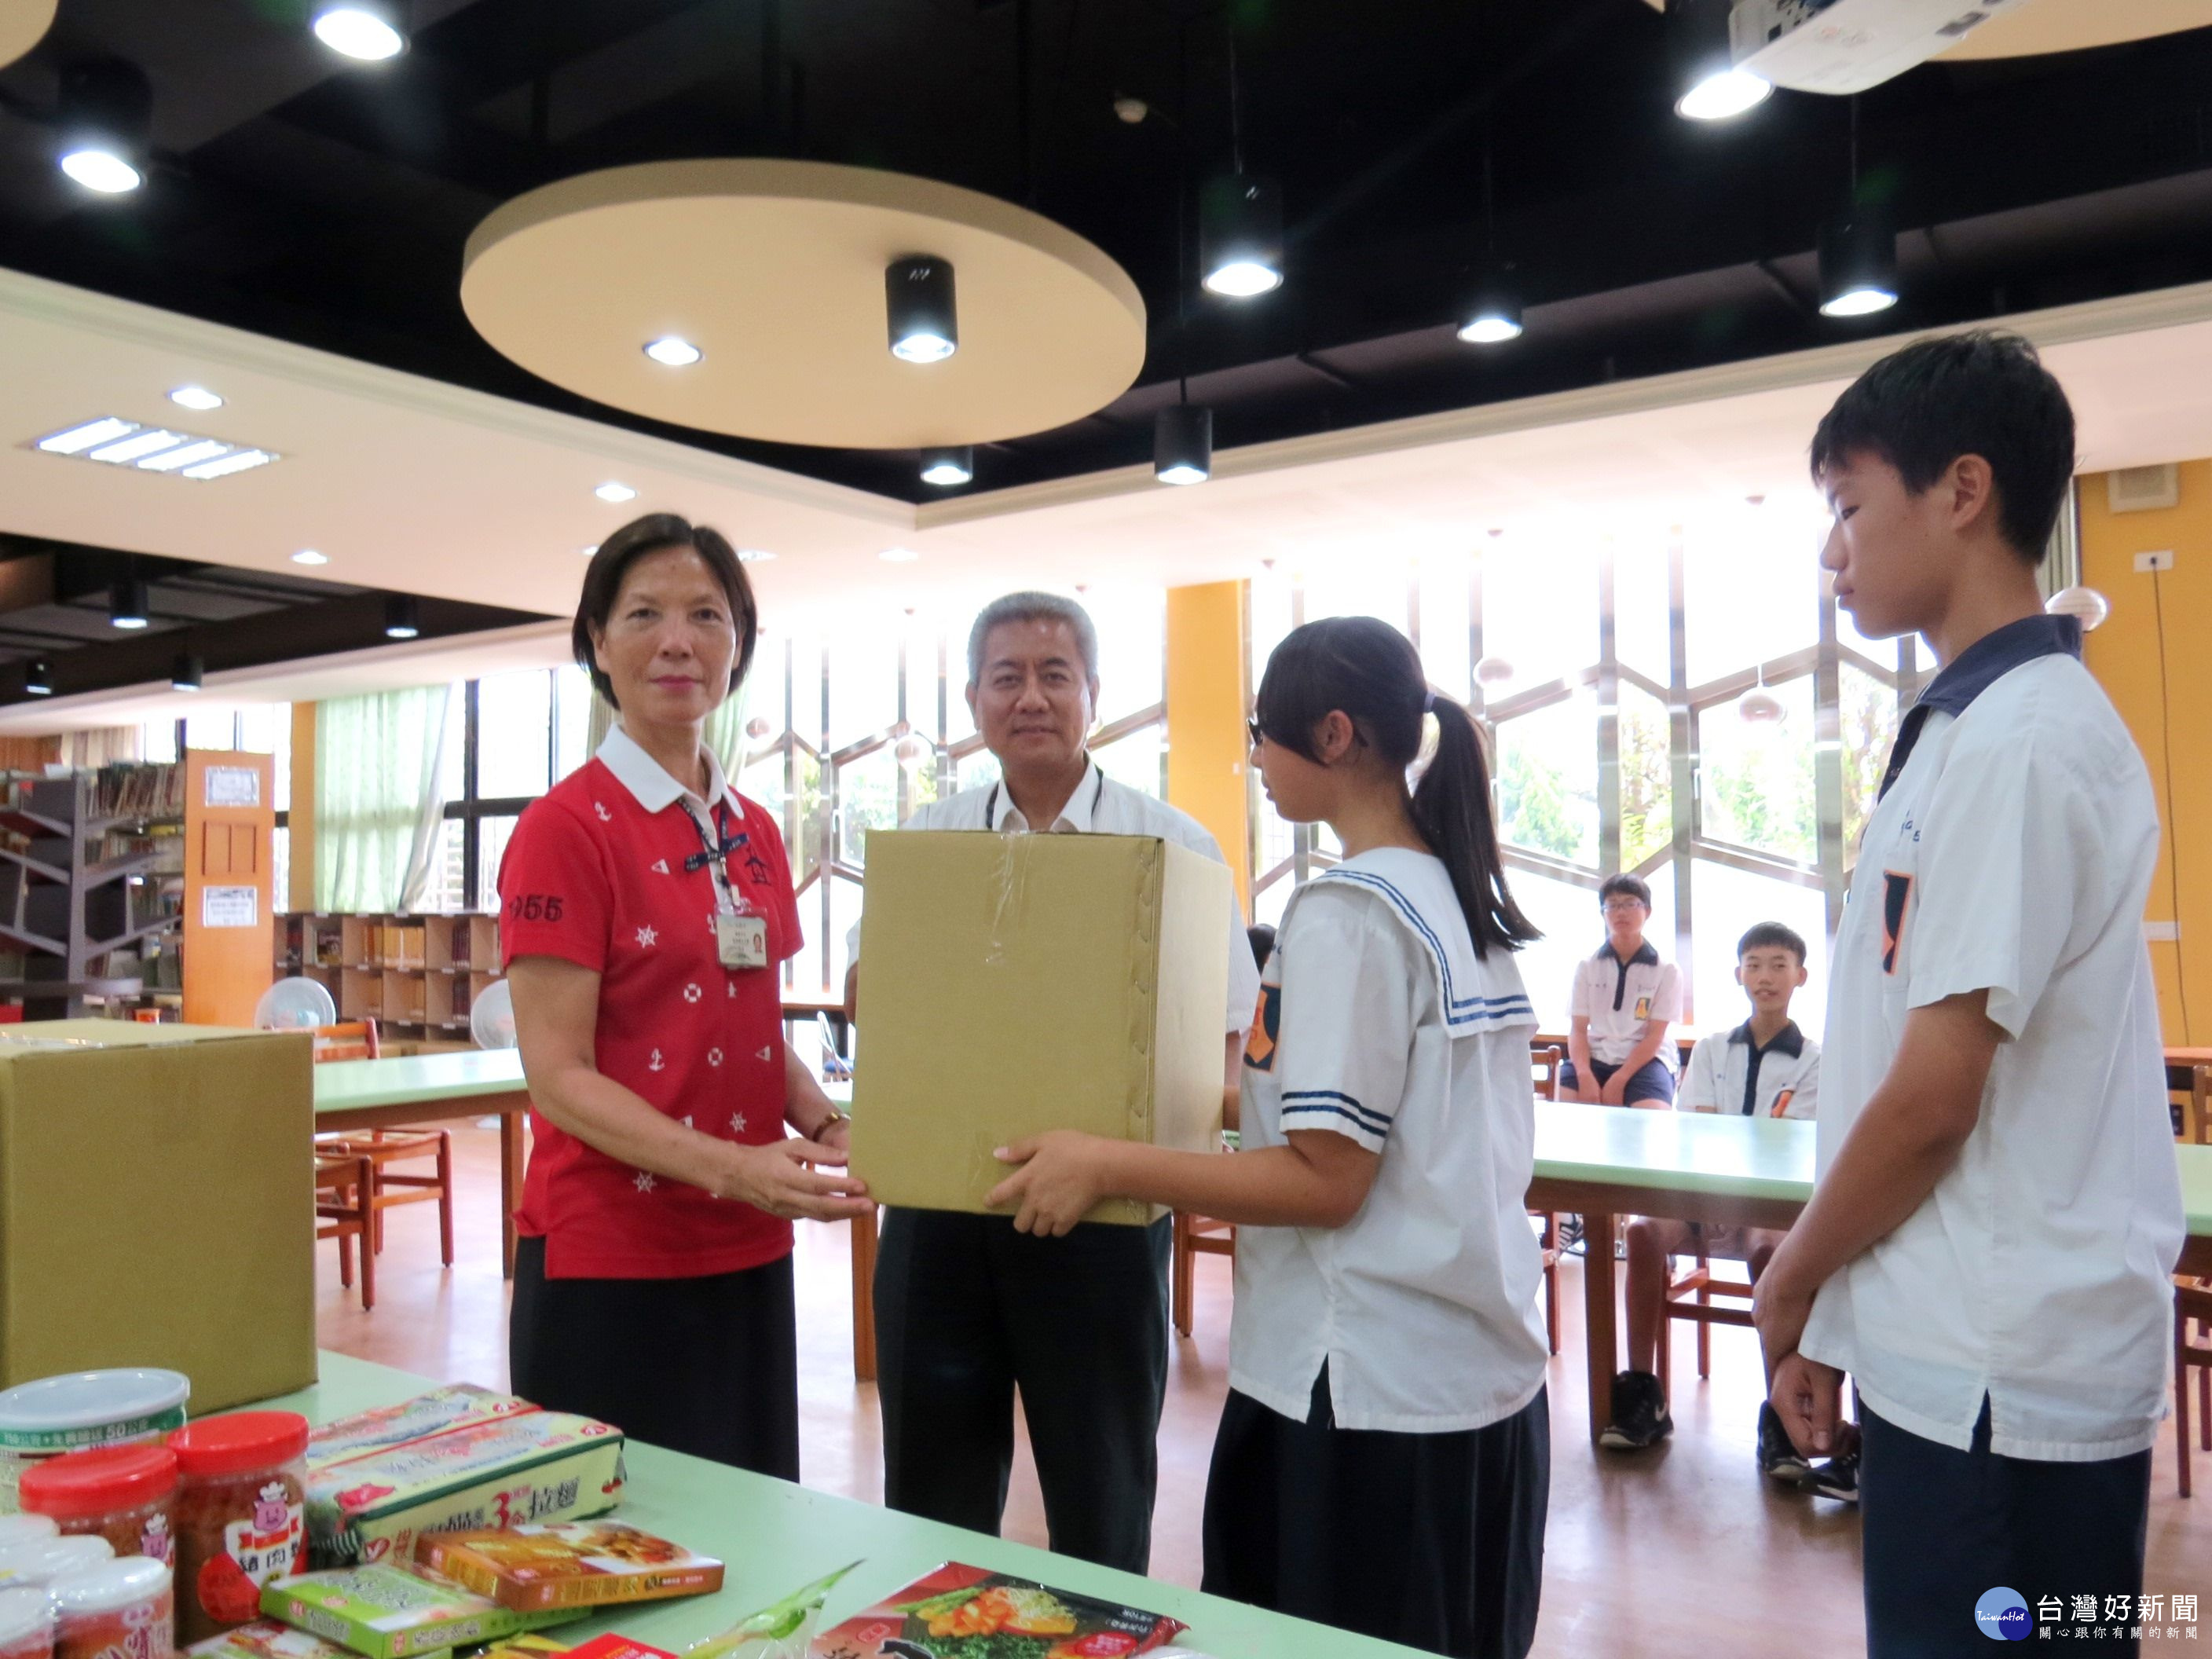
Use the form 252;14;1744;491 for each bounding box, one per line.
1861;1397;2152;1657
1202;1368;1550;1659
508;1236;800;1479
873;1207;1171;1573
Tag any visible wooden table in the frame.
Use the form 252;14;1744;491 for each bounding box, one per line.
2170;1046;2211;1094
314;1050;529;1278
271;1352;1434;1659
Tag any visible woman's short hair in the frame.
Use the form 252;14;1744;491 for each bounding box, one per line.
573;514;757;710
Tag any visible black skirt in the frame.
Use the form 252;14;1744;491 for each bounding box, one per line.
1201;1367;1550;1659
508;1235;800;1478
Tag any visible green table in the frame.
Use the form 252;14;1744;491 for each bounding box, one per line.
273;1351;1425;1659
315;1052;530;1277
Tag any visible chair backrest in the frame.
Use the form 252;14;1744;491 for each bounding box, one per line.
2188;1065;2211;1147
1530;1043;1566;1103
313;1020;381;1064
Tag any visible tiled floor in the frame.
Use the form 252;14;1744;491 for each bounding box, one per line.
319;1126;2212;1657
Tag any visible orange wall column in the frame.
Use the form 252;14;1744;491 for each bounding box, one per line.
2078;463;2210;1044
287;701;317;914
1165;580;1251;917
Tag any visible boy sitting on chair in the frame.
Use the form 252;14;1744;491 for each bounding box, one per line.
1602;925;1851;1496
1562;873;1681;1108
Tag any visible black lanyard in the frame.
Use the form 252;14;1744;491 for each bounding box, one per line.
680;799;748;911
985;768;1106;830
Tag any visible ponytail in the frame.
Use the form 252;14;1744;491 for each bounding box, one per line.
1252;615;1540;958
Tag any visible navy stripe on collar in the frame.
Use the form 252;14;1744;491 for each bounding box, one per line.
1592;939;1660;967
1727;1019;1804;1060
1915;613;2082;720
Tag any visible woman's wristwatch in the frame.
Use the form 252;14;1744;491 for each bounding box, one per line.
811;1104;851;1138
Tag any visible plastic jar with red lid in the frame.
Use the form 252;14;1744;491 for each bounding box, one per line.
0;1584;53;1659
17;1448;176;1571
49;1558;171;1659
163;1414;307;1644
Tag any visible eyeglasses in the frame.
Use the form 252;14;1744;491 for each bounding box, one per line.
1246;718;1265;748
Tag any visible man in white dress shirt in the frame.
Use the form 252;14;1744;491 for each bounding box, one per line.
862;591;1260;1573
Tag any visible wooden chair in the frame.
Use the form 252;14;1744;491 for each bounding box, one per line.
315;1152;375;1310
1172;1201;1236;1340
2176;1278;2212;1498
311;1020;456;1269
1529;1044;1565;1355
1657;1249;1757;1392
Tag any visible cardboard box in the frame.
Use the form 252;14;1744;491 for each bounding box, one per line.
415;1521;723;1611
851;833;1231;1225
0;1020;316;1412
261;1565;584;1659
306;1410;625;1568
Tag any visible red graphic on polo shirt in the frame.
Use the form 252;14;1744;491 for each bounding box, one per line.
1881;871;1914;975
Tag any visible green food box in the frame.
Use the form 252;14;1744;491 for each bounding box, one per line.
185;1617;448;1659
261;1566;584;1659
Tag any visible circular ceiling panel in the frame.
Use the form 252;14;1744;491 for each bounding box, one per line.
1938;0;2212;59
461;159;1148;450
0;0;56;69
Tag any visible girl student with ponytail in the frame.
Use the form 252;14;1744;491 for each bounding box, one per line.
989;615;1552;1659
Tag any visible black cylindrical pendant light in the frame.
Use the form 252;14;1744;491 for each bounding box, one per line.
1456;258;1524;345
170;653;203;693
57;58;152;194
24;660;53;697
919;445;973;487
886;255;958;363
110;578;149;630
1671;0;1768;122
1154;405;1213;487
384;595;421;639
1199;174;1284;298
1818;205;1899;318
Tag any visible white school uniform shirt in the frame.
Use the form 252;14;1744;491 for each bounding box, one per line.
1679;1021;1819;1119
1798;614;2183;1462
878;757;1260;1035
1230;848;1550;1434
1568;942;1683;1068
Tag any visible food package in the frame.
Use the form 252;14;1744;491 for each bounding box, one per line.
851;833;1232;1225
414;1523;723;1611
684;1561;859;1659
807;1563;1187;1659
306;1392;531;1471
304;1415;624;1569
470;1637;570;1659
562;1639;676;1659
183;1618;446;1659
259;1566;587;1659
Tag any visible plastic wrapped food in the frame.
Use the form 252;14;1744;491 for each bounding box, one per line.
0;1539;115;1591
804;1564;1186;1659
0;1585;53;1659
304;1393;528;1473
181;1618;443;1659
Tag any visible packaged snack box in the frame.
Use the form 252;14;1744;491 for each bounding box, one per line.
259;1566;584;1659
561;1639;674;1659
809;1563;1187;1658
304;1418;624;1569
414;1523;722;1612
184;1617;447;1659
306;1393;529;1472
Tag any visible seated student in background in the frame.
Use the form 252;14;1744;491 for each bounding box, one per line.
1602;925;1853;1496
1562;873;1681;1107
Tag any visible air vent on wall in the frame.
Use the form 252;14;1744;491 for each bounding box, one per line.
26;416;280;482
2106;463;2180;515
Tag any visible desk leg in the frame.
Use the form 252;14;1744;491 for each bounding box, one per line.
851;1205;879;1384
499;1111;522;1280
1583;1209;1618;1444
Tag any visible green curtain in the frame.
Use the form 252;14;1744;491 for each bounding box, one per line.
315;685;453;912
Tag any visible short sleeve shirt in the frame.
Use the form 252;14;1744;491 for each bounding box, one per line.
497;724;804;1280
1568;943;1683;1066
1800;618;2184;1460
1679;1024;1818;1119
1231;849;1550;1434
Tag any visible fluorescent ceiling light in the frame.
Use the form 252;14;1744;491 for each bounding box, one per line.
1675;69;1771;123
168;386;223;411
736;548;775;562
136;439;232;473
291;550;329;566
643;336;702;366
595;482;637;503
180;448;275;479
87;429;186;464
59;148;142;194
37;417;137;454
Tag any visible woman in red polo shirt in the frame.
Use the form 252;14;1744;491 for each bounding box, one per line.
499;512;871;1476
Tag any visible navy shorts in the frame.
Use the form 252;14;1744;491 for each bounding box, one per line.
1560;1057;1675;1105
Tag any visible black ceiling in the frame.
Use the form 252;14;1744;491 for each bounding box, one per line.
4;2;2212;504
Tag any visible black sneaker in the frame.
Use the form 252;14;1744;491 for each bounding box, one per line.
1558;1214;1585;1256
1803;1446;1860;1503
1599;1371;1673;1450
1757;1401;1812;1486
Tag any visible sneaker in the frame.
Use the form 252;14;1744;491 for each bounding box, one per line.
1599;1371;1673;1450
1803;1446;1860;1503
1757;1402;1812;1485
1557;1214;1585;1256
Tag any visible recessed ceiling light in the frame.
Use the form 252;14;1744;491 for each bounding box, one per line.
736;548;775;563
137;439;232;473
291;550;329;566
87;428;185;464
313;3;405;60
180;448;275;480
643;336;702;367
58;148;142;195
36;416;137;455
595;482;637;503
168;386;223;412
879;547;921;563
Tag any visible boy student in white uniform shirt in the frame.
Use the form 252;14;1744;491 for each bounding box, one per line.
857;591;1260;1578
1604;925;1845;1495
1752;334;2184;1657
992;617;1552;1659
1563;873;1683;1107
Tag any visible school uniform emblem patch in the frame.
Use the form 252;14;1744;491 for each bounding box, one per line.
1881;871;1914;975
1243;983;1281;1072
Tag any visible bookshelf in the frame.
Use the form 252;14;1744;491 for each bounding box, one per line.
276;910;503;1038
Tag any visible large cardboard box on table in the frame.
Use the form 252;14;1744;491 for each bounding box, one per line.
0;1020;316;1411
851;831;1232;1225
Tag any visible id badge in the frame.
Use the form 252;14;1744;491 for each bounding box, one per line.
716;912;768;969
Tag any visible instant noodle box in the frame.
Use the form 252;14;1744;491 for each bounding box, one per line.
0;1024;315;1413
259;1564;586;1659
304;1411;624;1569
184;1617;449;1659
413;1522;722;1611
850;833;1231;1225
